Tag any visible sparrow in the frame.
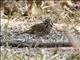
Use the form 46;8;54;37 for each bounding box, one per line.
17;18;53;36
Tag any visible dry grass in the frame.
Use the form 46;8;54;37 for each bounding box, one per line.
0;0;80;60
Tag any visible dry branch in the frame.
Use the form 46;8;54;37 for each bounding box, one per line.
0;40;73;48
65;30;80;53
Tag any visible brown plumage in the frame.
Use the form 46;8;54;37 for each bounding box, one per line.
17;18;53;36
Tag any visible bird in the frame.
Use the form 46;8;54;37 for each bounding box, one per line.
17;18;53;36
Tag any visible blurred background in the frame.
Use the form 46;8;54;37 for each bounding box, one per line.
0;0;80;60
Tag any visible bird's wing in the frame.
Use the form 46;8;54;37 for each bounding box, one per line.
31;23;45;32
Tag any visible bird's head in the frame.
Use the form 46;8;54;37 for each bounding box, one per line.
44;18;53;28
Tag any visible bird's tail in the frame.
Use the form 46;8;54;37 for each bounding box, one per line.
16;29;33;35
